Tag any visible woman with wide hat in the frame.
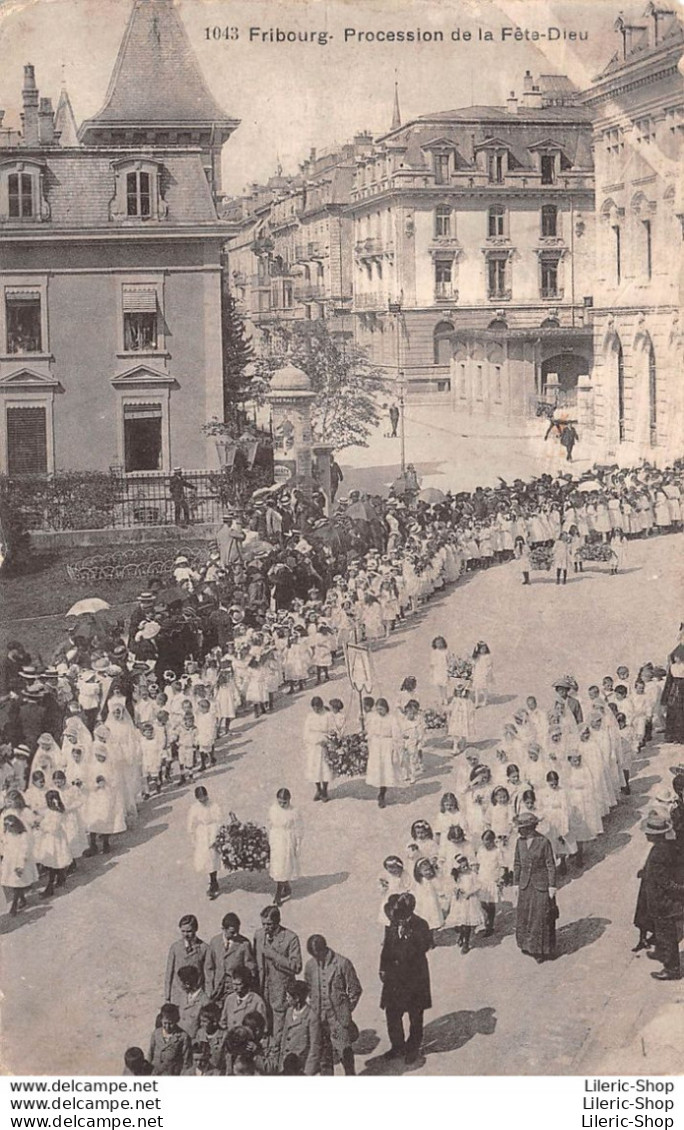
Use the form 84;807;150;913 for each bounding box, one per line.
513;811;557;963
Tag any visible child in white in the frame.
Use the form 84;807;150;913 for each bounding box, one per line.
195;699;219;770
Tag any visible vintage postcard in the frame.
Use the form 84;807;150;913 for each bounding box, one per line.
0;0;683;1082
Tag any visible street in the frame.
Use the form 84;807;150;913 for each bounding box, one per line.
3;530;682;1076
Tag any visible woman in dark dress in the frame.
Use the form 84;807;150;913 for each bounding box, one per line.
513;811;557;963
379;892;433;1064
662;638;684;744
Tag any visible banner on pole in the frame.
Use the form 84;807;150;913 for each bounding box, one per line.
345;643;374;693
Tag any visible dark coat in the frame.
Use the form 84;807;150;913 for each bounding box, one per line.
379;913;433;1013
254;925;303;1014
164;937;212;1006
643;840;684;920
207;932;258;999
148;1027;192;1076
278;1003;322;1075
304;950;362;1052
514;831;556;891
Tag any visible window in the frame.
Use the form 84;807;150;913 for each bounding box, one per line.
487;256;508;299
283;281;294;308
122;286;159;352
6;406;47;475
459;363;466;399
613;225;621;285
541;205;558;238
433;321;455;365
494;365;502;403
8;173;34;218
476;365;484;400
488;152;505;184
540;257;560;299
635;118;656;145
434;261;453;299
123;403;163;472
541;155;556;184
617;342;625;442
435;205;452;238
6;294;42;354
643;219;652;280
488;206;505;238
434;154;450;185
126;171;151;218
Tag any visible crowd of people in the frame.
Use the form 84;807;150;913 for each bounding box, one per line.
1;456;683;1071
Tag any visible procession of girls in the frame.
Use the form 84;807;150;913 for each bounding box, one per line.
1;457;681;918
371;643;668;953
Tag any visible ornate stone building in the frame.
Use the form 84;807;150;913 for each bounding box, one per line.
577;4;684;463
0;0;238;475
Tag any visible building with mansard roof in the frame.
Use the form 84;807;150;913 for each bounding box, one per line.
577;3;684;463
348;71;596;416
0;0;238;477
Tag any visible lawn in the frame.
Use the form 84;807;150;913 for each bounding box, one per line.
1;547;166;663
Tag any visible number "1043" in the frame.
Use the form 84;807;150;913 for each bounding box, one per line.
205;26;239;40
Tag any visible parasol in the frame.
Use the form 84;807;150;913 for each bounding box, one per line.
417;487;446;504
577;479;601;493
66;598;111;616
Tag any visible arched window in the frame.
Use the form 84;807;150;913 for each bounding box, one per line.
617;341;625;442
648;342;657;445
433;321;454;365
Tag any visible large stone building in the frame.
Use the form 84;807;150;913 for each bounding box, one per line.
0;0;237;477
578;4;684;463
349;73;596;412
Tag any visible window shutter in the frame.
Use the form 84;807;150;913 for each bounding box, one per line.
7;406;47;475
122;286;158;313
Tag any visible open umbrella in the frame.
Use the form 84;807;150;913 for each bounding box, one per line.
66;598;111;617
418;487;446;504
577;479;601;493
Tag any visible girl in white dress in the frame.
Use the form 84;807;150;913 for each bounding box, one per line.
514;537;532;586
399;700;425;783
377;855;410;925
303;696;333;803
411;857;444;933
538;771;571;873
284;628;311;693
187;785;222;900
269;788;303;907
444;857;484;952
366;698;400;808
471;642;494;707
476;829;506;935
434;792;461;846
488;786;515;874
429;637;450;706
447;684;475;750
1;814;38;915
84;760;126;855
216;661;240;734
35;790;72;898
566;752;603;863
52;769;88;862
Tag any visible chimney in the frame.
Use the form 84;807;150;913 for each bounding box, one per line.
523;84;543;110
21;64;40;145
523;69;534;93
507;91;518;114
38;97;55;145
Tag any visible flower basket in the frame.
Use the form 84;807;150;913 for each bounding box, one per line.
324;732;369;777
578;543;613;562
215;818;270;872
424;708;447;730
447;656;473;681
530;545;553;571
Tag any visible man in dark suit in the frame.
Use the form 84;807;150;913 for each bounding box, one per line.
164;915;212;1007
253;905;302;1042
379;892;433;1064
640;813;684;980
513;811;557;963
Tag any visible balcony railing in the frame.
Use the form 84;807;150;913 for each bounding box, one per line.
354;237;393;258
541;287;564;300
296;283;325;301
354;291;389;310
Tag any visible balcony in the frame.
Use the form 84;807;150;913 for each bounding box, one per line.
541;287;564;301
487;289;512;302
296;282;325;301
354;291;389;311
354;237;393;259
434;287;458;304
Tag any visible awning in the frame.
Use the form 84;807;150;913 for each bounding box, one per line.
122;286;158;313
5;289;41;303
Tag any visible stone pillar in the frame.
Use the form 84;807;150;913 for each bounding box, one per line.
545;371;560;404
576;374;594;430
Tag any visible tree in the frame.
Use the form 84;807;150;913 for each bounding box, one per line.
220;275;255;426
252;320;388;450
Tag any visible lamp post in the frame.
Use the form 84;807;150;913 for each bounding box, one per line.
388;298;407;474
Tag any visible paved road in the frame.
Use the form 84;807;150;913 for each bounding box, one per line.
3;533;683;1075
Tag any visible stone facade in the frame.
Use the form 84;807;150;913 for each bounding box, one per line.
577;5;684;463
0;0;238;476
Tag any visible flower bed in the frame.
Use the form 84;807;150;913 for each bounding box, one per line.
215;818;270;872
324;732;369;777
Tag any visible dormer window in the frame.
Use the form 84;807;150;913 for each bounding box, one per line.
110;159;166;223
434;154;451;185
127;170;151;218
541;154;556;184
8;173;34;218
488;152;506;184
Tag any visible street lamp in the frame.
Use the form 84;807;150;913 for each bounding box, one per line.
388;299;407;474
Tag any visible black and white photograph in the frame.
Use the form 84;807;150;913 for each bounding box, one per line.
0;0;683;1083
